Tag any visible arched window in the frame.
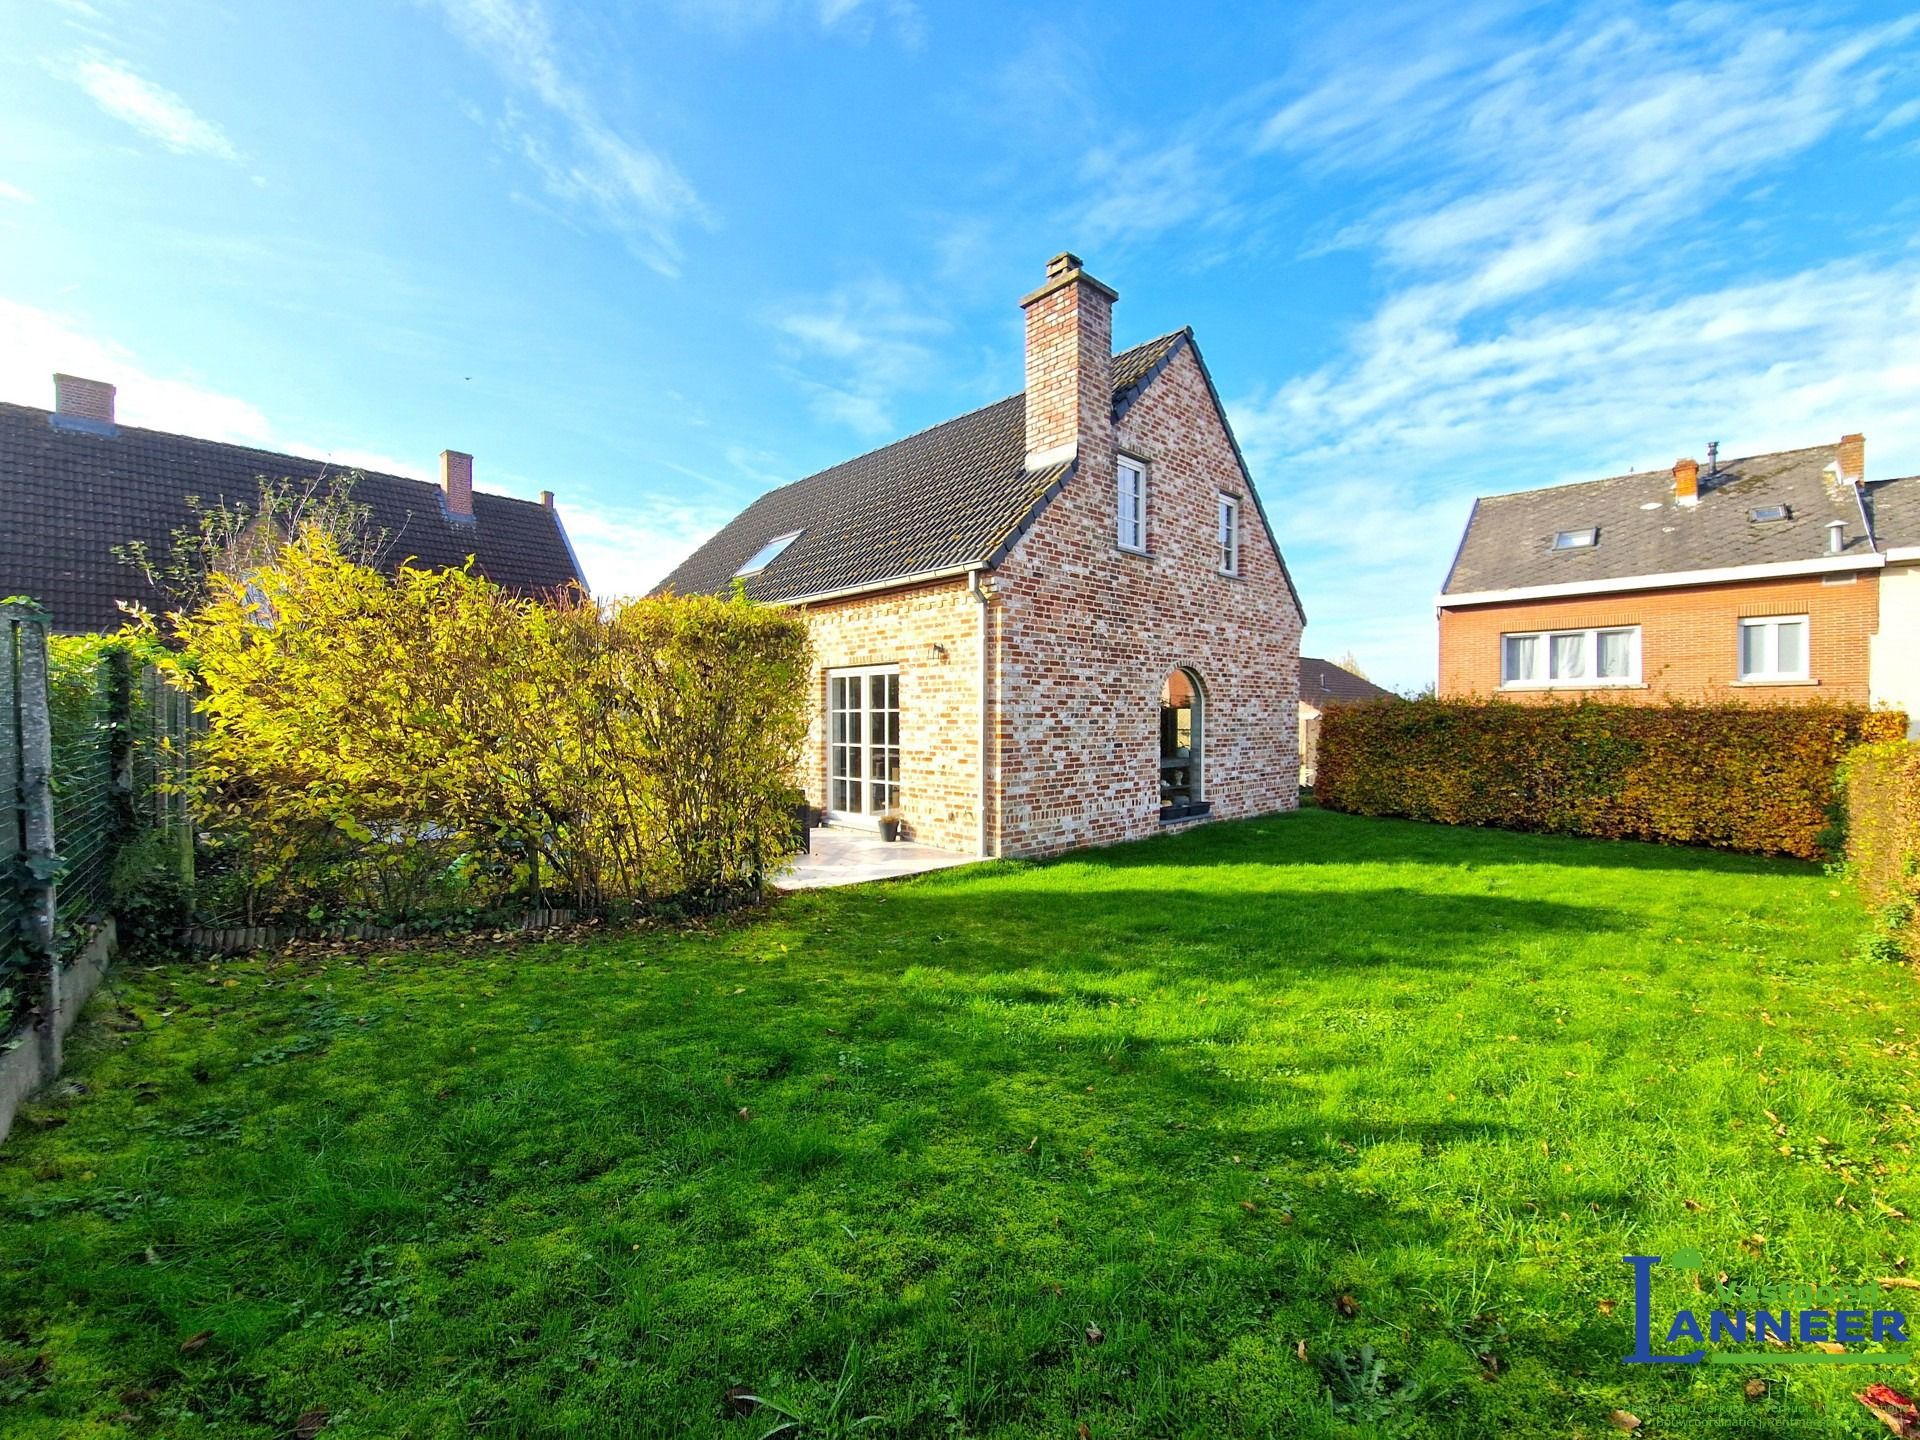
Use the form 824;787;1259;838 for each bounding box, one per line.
1159;668;1204;814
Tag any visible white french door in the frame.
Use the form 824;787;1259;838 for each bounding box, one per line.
827;666;900;824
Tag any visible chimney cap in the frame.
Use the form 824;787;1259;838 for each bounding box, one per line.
1021;251;1118;308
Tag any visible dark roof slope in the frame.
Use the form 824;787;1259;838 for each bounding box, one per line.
1866;475;1920;548
655;331;1204;604
1300;656;1394;705
1442;444;1876;597
0;402;584;632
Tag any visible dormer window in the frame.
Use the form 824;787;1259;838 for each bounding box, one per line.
735;530;803;577
1552;528;1598;550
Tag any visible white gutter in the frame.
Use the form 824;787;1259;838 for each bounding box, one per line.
1886;546;1920;563
1438;552;1885;607
775;564;980;609
968;568;993;859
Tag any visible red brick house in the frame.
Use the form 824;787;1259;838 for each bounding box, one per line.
1;374;586;634
658;254;1304;857
1436;435;1920;732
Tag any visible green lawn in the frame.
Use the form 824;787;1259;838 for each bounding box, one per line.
3;810;1917;1438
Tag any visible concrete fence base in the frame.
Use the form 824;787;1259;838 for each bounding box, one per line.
0;919;116;1146
185;908;581;955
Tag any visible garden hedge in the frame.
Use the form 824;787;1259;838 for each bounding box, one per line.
1315;698;1906;860
1841;739;1920;955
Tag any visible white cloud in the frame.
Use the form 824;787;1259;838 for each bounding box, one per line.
666;0;923;45
771;277;947;436
559;493;739;599
0;181;32;204
432;0;704;276
63;55;238;160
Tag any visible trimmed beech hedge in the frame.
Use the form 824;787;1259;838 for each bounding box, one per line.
1316;698;1907;860
1842;740;1920;954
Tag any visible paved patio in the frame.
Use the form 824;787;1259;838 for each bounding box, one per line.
777;825;979;889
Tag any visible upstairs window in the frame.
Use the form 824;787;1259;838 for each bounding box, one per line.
1738;615;1809;681
1501;626;1640;687
1552;528;1598;550
1217;494;1241;576
735;529;802;577
1117;458;1146;552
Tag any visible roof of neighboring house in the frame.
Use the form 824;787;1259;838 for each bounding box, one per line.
1441;443;1900;598
0;401;585;633
1867;476;1920;549
653;328;1301;613
1300;656;1395;706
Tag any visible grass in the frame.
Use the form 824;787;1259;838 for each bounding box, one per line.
2;809;1918;1438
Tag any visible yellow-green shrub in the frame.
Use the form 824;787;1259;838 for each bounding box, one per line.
1316;698;1906;860
160;530;811;921
1841;740;1920;958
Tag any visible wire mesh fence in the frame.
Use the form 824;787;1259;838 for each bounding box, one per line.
1;606;33;1029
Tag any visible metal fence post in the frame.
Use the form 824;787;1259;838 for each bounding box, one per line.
15;613;61;1084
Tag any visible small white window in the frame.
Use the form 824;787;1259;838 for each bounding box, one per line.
1501;626;1640;687
735;529;803;577
1217;494;1241;575
1552;528;1598;550
1117;458;1146;552
1738;616;1809;681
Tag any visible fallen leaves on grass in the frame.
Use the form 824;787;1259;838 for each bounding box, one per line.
1597;1298;1617;1316
1608;1409;1642;1432
293;1408;328;1438
1858;1384;1920;1437
1334;1293;1360;1318
1085;1323;1104;1346
178;1330;213;1354
1744;1379;1767;1400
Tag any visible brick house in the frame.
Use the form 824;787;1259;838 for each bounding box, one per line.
1;374;586;634
657;254;1305;857
1436;436;1920;732
1298;656;1394;787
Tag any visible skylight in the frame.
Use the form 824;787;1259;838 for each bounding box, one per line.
1552;528;1599;550
1749;505;1791;523
735;530;803;577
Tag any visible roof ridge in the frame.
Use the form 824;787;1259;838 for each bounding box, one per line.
1472;442;1840;503
738;330;1190;506
0;399;549;508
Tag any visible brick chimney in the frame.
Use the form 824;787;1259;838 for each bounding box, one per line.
1020;252;1117;472
440;449;474;520
1672;456;1700;506
1838;432;1865;484
52;373;116;429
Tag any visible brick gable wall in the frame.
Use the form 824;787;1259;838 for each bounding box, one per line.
989;345;1302;855
1438;571;1881;701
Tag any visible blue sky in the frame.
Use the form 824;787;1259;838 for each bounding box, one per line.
3;0;1918;687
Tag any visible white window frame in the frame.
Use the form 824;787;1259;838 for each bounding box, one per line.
1737;614;1810;682
1217;494;1241;576
1499;625;1641;688
1116;457;1147;553
826;665;901;826
735;529;803;577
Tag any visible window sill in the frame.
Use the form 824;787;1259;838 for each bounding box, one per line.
1499;681;1648;692
1115;544;1152;559
1160;800;1212;825
1731;677;1818;687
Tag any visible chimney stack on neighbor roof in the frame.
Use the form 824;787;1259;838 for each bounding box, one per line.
1020;251;1117;472
1839;432;1865;485
52;373;116;428
1673;456;1700;506
440;449;474;519
539;490;555;509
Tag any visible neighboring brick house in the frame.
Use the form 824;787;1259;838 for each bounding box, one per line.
1298;656;1394;787
0;374;586;633
657;253;1305;858
1436;436;1920;732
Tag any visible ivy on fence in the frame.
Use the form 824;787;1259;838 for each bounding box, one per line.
1841;740;1920;960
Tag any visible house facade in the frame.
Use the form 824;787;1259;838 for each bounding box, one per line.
658;254;1304;858
0;374;586;633
1437;436;1920;732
